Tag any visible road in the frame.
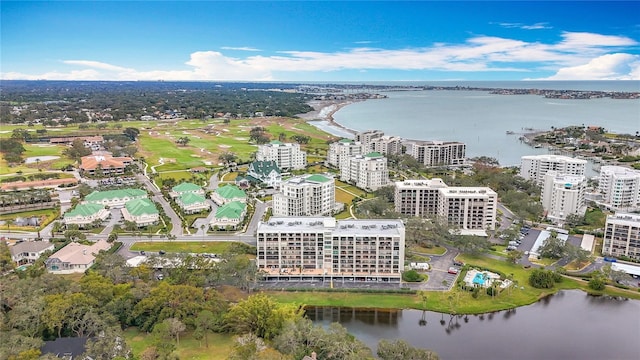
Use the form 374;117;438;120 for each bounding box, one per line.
135;173;183;237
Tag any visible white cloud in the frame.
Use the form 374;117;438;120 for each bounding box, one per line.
2;31;638;81
220;46;261;52
496;22;552;30
537;53;640;80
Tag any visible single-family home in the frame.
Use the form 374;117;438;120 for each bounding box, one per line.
63;203;110;228
169;182;204;199
46;240;111;274
121;198;159;227
246;160;282;188
83;188;147;208
210;201;246;230
176;192;210;214
211;184;247;206
10;240;55;266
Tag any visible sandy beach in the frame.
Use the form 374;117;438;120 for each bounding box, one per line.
297;99;361;136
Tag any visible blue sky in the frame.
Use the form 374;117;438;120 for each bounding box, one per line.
2;1;639;81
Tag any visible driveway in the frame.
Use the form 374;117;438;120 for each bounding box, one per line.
100;208;122;236
407;246;460;291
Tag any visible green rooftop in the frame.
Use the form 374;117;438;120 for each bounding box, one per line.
84;188;146;202
64;203;106;218
179;192;206;206
270;140;284;145
124;198;158;216
338;138;354;143
215;185;246;200
306;174;331;183
172;182;202;193
215;201;246;220
249;160;281;177
365;152;383;158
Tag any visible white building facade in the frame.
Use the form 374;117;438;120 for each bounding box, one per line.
340;152;389;191
598;166;640;211
394;179;449;217
403;140;466;167
273;174;335;217
256;217;405;282
520;154;587;185
541;171;587;222
256;141;307;170
327;139;364;168
602;213;640;260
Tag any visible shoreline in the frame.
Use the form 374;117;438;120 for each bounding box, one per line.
298;99;363;136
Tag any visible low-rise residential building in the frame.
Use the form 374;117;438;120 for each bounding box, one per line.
273;174;335;217
247;160;282;188
211;185;247;206
63;203;110;228
256;217;405;282
541;171;587;222
10;240;55;266
403;140;466;167
121;198;159;227
46;240;111;274
602;212;640;260
394;179;497;234
169;182;204;198
176;193;210;214
256;141;307;170
520;154;587;185
340;152;389;191
83;188;147;208
79;153;133;175
598;166;640;211
326;139;364;168
210;201;246;230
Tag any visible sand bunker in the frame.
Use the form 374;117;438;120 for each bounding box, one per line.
25;156;60;164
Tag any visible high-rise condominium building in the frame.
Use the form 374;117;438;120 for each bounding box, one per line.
541;171;586;222
403;140;466;167
340;152;389;191
256;217;405;282
394;179;449;217
598;166;640;211
256;141;307;170
273;174;335;217
326;139;364;168
519;154;587;185
602;212;640;260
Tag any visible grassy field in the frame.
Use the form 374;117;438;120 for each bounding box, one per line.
0;208;59;231
408;245;447;256
124;328;235;360
130;241;244;253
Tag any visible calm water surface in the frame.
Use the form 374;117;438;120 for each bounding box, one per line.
331;88;640;167
308;290;640;360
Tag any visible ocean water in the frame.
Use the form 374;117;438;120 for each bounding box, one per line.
331;82;640;167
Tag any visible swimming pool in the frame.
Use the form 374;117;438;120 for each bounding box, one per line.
472;272;486;285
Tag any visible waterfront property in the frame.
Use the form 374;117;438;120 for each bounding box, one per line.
211;184;247;206
354;130;403;156
83;188;147;208
462;269;509;289
602;212;640;260
121;198;159;227
394;179;497;233
403;139;466;167
63;203;110;228
9;240;55;266
598;166;640;211
326;138;365;168
541;170;586;223
519;154;587;185
210;201;246;230
45;240;111;274
340;152;390;191
256;217;405;282
256;140;307;171
273;173;336;217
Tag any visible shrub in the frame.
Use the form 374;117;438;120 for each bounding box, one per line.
402;270;422;282
588;277;606;291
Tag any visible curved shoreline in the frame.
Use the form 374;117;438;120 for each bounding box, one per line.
298;100;363;136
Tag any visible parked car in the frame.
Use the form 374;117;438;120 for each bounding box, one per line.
448;267;459;274
140;250;146;255
159;250;166;255
156;273;164;280
453;260;464;266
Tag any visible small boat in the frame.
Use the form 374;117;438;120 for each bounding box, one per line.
506;130;515;135
534;144;543;148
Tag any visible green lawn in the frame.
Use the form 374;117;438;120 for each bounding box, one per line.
408;245;447;256
0;208;60;231
124;328;235;360
130;241;245;253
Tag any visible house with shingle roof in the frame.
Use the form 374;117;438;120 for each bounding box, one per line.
169;182;204;198
176;192;210;214
83;188;147;208
63;203;110;228
46;240;111;274
121;198;159;227
247;160;282;188
210;201;246;230
211;185;247;206
10;240;55;266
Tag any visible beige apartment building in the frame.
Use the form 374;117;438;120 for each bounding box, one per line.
602;212;640;260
